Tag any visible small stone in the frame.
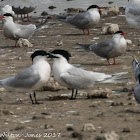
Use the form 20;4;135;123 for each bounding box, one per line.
108;2;114;4
122;127;131;133
95;131;119;140
41;11;48;16
126;39;132;44
56;40;63;46
66;125;74;131
102;24;119;34
87;88;113;98
83;123;96;132
48;6;56;9
2;110;13;115
70;131;83;139
32;116;46;120
65;8;84;14
17;38;33;48
106;6;120;16
0;88;5;92
110;102;124;106
15;125;25;130
44;124;53;129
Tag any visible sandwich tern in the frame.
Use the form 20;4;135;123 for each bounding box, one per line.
0;50;51;104
47;49;128;99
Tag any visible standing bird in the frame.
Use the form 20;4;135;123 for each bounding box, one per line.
0;4;15;16
47;49;128;99
0;50;51;104
132;59;140;103
55;5;102;35
78;31;127;65
0;13;47;47
1;0;38;22
125;0;140;28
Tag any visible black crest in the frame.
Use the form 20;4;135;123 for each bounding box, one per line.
87;5;99;11
115;31;123;34
50;49;71;61
3;13;13;17
139;74;140;84
31;50;48;61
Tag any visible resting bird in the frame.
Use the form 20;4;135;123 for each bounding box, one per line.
55;5;102;35
0;50;51;104
47;49;128;99
78;31;127;65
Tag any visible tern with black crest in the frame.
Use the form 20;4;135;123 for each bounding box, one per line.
47;49;128;99
0;50;51;104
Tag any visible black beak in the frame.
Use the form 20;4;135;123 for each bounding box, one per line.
47;53;59;58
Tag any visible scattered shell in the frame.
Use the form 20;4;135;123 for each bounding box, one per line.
0;88;5;92
83;123;96;132
17;38;33;48
95;131;119;140
126;39;132;44
102;24;119;34
56;40;63;46
100;6;120;16
87;88;113;98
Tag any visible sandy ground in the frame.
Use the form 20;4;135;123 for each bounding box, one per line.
0;10;140;140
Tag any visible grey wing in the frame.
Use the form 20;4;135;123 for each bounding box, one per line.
66;12;90;29
89;39;113;58
14;24;36;39
60;68;95;89
60;66;111;89
2;66;40;89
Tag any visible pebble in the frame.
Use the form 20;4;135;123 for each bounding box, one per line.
41;11;48;16
100;6;120;16
95;131;119;140
87;88;113;98
110;102;124;106
83;123;96;132
122;127;131;133
15;125;25;130
44;124;53;129
16;38;33;48
48;6;56;9
102;24;119;34
70;130;83;139
0;88;5;92
39;77;66;91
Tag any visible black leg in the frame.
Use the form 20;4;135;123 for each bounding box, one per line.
74;89;78;99
33;92;38;104
70;89;74;100
29;93;34;104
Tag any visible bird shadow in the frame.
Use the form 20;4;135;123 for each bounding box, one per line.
77;62;108;67
62;33;84;36
0;46;16;49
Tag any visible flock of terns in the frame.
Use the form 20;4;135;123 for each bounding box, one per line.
0;0;140;104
